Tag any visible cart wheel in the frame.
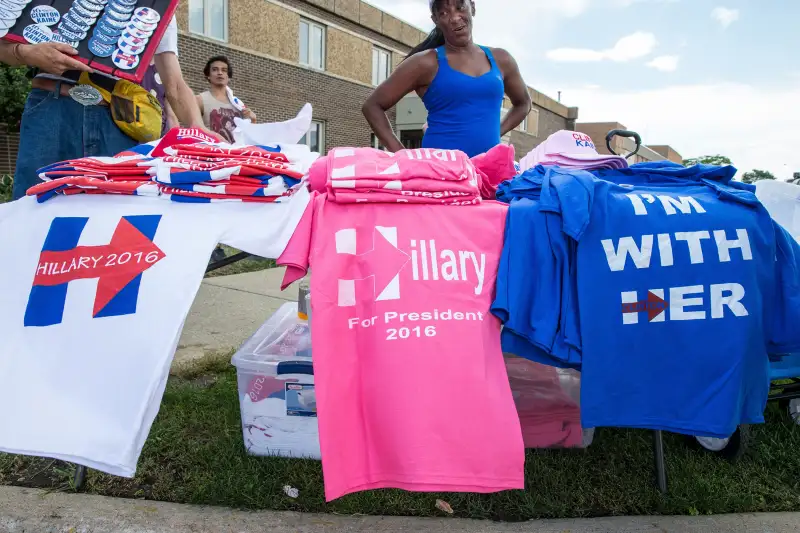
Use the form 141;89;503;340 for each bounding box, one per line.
688;426;749;462
788;399;800;426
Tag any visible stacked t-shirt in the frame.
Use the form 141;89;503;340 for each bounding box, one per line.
307;147;483;205
493;161;800;438
28;128;317;204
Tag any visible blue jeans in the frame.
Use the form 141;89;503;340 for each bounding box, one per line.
12;86;137;200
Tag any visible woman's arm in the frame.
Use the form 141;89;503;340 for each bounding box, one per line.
362;51;436;153
493;48;532;136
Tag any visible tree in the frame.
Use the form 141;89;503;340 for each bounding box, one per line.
741;169;776;185
791;172;800;185
683;155;733;167
0;64;31;133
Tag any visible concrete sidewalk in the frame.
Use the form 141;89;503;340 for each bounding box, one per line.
1;487;798;533
174;268;297;369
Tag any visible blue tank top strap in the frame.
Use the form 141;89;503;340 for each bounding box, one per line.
435;46;448;65
479;46;498;71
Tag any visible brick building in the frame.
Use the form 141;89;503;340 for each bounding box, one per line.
175;0;577;155
0;0;578;174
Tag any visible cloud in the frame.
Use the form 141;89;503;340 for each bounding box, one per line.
711;7;740;28
612;0;679;6
546;32;657;62
540;81;800;178
646;55;679;72
365;0;593;61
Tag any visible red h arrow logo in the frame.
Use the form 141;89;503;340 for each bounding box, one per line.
33;218;166;317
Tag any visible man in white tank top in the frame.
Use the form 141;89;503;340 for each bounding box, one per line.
196;56;256;143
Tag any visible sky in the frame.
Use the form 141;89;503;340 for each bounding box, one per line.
365;0;799;178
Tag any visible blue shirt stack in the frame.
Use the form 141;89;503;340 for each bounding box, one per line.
493;161;800;438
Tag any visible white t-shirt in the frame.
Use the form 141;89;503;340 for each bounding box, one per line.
0;189;310;476
36;16;179;84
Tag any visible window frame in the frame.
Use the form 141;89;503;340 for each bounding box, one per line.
188;0;228;42
300;120;326;154
372;46;391;86
299;19;327;71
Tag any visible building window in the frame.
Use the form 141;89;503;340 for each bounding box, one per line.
371;133;386;150
517;116;528;132
300;121;325;153
372;47;391;86
189;0;228;41
300;19;326;70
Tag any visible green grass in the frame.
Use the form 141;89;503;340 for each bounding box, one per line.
2;361;800;521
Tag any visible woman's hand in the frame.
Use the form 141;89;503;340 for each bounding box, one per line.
17;43;91;75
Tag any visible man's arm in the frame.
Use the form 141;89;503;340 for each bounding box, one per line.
195;93;204;118
0;41;90;74
154;52;206;130
493;48;532;136
164;99;180;130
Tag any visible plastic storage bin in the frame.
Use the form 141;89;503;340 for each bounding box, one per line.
231;302;319;460
755;180;800;241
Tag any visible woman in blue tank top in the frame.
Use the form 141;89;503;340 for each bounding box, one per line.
363;0;531;158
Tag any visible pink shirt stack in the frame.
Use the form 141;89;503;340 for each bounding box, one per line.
308;147;483;205
278;193;525;501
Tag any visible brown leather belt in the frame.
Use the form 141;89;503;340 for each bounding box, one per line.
31;78;109;106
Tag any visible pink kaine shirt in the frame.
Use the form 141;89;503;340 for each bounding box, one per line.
278;193;524;501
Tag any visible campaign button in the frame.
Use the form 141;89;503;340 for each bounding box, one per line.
0;18;15;30
0;5;22;20
87;37;114;57
30;5;61;25
54;26;84;41
101;13;128;28
132;6;159;24
104;8;131;22
90;28;116;44
122;24;152;38
108;1;135;14
51;31;79;47
111;48;139;69
58;15;88;34
73;1;102;17
64;10;96;27
113;0;137;6
96;17;123;35
23;23;53;43
0;27;7;37
80;0;107;9
0;0;29;9
117;37;145;55
0;0;24;11
118;31;146;47
128;17;155;32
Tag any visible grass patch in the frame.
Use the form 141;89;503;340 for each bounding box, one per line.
2;366;800;520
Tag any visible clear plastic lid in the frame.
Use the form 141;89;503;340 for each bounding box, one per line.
231;302;312;373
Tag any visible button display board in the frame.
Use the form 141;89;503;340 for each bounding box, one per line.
1;0;177;83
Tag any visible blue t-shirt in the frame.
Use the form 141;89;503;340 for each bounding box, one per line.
494;163;800;438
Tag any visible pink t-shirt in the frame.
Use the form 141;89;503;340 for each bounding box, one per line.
278;193;524;501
